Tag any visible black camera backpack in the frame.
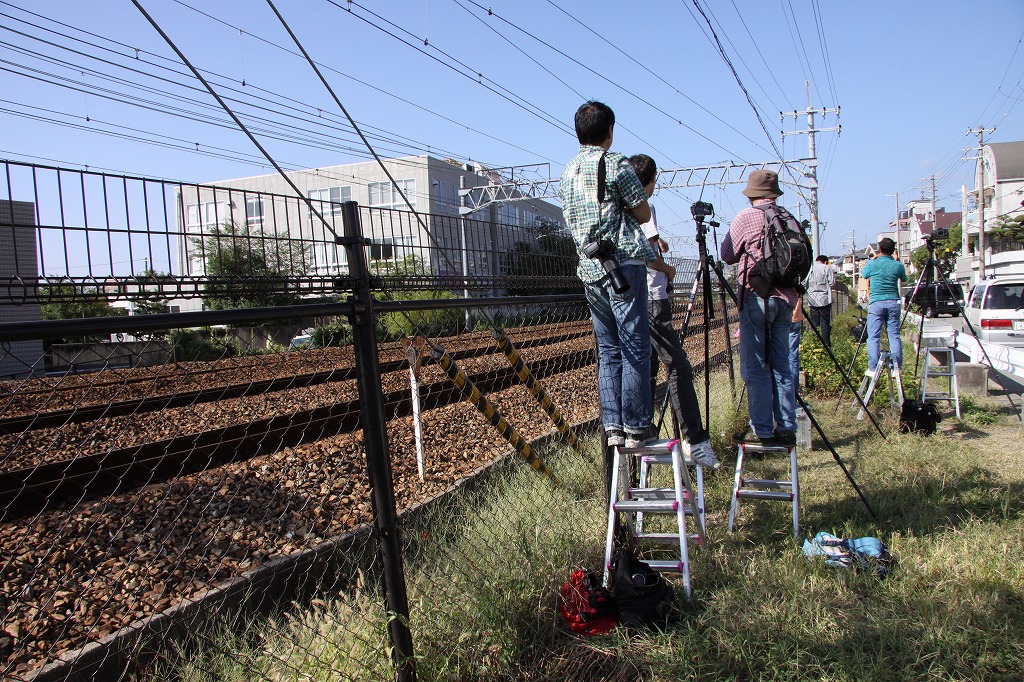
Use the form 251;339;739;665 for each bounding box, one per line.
747;204;813;298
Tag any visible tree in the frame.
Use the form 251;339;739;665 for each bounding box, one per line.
988;213;1024;245
189;220;312;311
910;221;961;277
40;279;127;343
502;220;581;295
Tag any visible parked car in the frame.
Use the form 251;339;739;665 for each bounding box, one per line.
289;328;316;349
964;277;1024;347
902;281;964;317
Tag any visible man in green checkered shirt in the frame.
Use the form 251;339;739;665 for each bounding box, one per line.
560;101;658;448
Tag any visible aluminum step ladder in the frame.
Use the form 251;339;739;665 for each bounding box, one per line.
920;346;961;418
855;351;903;421
603;438;707;599
727;440;800;538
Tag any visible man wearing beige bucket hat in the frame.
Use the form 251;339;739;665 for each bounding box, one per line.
720;170;800;448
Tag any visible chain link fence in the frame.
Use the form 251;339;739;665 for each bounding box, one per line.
0;161;740;681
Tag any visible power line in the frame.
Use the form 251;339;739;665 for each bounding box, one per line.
0;0;559;165
325;0;574;137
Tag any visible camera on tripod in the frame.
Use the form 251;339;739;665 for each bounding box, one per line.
931;226;950;241
583;239;630;294
690;201;714;220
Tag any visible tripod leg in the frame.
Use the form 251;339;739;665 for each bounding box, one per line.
801;303;887;439
834;336;865;414
798;396;880;523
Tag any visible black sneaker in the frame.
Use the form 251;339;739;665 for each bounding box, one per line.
773;430;797;448
732;427;759;445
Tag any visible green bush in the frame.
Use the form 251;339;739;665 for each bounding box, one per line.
169;329;235;363
378;290;463;340
312;319;352;347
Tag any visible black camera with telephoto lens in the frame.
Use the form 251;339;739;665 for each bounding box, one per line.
932;226;950;241
690;201;714;219
583;239;630;294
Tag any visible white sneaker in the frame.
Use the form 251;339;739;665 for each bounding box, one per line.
606;430;625;447
864;368;876;378
688;439;722;470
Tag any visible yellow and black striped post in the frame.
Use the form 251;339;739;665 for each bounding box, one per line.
492;328;584;453
430;344;558;484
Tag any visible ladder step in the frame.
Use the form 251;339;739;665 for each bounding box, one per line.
736;489;794;501
741;479;792;490
628;486;694;500
639;453;696;466
637;532;702;544
740;443;792;452
614;499;696;514
619;438;676;454
644;560;686;572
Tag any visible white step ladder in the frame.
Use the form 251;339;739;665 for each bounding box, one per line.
603;438;707;599
920;347;961;418
855;351;904;420
727;441;800;538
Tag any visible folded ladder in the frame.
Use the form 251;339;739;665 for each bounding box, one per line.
603;438;707;599
727;440;800;538
920;347;960;418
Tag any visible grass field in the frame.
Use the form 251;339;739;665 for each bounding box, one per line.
159;384;1024;681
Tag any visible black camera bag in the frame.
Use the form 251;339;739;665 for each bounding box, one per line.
612;548;675;629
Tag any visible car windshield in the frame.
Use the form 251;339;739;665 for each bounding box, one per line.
983;284;1024;310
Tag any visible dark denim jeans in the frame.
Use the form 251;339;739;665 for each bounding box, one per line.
739;296;796;438
649;297;709;444
585;264;652;436
808;304;832;347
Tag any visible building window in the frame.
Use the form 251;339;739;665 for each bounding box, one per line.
308;186;351;216
245;197;264;225
369;235;418;263
185;201;230;229
369;179;415;210
498;203;517;226
434;180;460;214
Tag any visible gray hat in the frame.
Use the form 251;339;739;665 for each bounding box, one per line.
743;169;784;199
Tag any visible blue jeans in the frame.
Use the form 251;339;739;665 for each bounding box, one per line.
867;299;903;371
739;296;796;438
789;321;802;403
585;264;652;436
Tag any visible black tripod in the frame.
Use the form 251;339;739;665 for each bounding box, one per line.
902;235;1022;425
652;205;743;442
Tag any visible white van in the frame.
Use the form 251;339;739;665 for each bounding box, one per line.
964;277;1024;347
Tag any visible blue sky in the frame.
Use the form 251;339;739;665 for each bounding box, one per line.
2;0;1023;261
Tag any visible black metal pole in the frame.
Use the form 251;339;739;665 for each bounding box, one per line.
340;201;416;681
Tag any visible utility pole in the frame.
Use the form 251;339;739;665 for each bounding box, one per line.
782;81;840;257
967;126;995;279
886;192;899;259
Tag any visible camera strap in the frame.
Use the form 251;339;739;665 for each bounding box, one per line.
596;150;607;204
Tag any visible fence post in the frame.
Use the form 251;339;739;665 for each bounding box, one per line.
339;200;416;682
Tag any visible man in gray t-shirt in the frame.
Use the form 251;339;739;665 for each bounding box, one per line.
803;255;836;346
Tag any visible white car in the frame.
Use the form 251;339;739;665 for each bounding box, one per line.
964;277;1024;347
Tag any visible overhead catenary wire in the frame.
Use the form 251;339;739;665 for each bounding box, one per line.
325;0;575;138
0;8;524;170
130;0;338;238
459;0;753;163
0;0;558;165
